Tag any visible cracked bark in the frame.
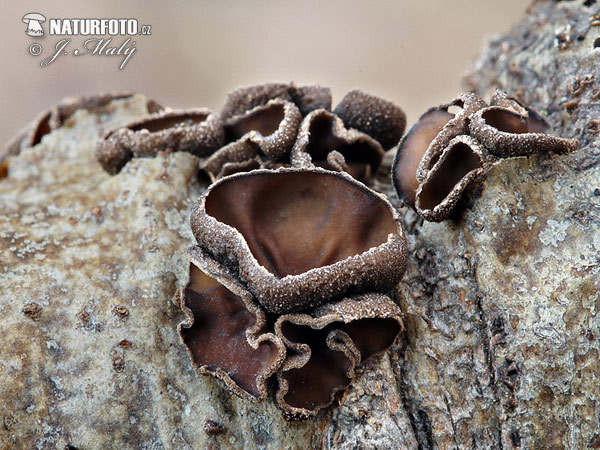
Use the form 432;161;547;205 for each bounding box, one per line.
1;1;599;448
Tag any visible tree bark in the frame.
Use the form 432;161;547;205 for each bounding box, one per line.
1;1;599;449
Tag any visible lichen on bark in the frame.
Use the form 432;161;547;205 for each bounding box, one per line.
1;1;599;448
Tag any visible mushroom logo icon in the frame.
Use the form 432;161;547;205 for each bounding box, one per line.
22;13;46;37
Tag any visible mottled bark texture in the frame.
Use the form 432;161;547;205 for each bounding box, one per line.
1;1;599;448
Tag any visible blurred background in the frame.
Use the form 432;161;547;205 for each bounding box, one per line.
0;1;526;144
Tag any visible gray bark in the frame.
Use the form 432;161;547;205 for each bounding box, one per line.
1;1;599;448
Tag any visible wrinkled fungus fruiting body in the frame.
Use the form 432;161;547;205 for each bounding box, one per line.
469;106;579;157
201;99;302;179
4;92;157;167
291;109;385;182
176;250;286;401
415;135;487;222
393;90;579;221
274;294;403;419
191;167;407;314
221;82;332;120
96;108;225;174
181;166;406;418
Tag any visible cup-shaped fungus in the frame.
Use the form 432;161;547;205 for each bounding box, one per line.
190;167;407;314
221;82;332;120
96;109;225;174
274;294;403;419
176;249;286;401
394;90;578;222
290;110;385;182
201;99;302;179
415;135;487;222
469;103;579;157
392;93;485;207
333;89;406;151
5;92;159;166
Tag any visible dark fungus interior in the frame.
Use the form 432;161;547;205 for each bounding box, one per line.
481;108;548;135
280;317;400;410
31;111;52;147
523;107;550;133
305;114;382;178
226;103;285;141
130;113;208;133
204;171;397;278
393;108;454;205
418;141;482;211
181;265;279;398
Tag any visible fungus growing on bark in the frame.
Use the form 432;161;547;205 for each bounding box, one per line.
290;109;385;182
333;89;406;150
4;92;157;167
274;295;403;419
415;135;487;222
180;166;406;419
469;104;578;157
392;93;485;207
393;90;578;221
96;109;225;174
190;167;407;314
176;249;286;401
201;99;301;179
221;82;332;119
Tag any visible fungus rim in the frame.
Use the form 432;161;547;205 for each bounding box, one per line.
273;294;403;419
190;166;407;314
415;135;487;222
290;109;385;182
176;247;287;402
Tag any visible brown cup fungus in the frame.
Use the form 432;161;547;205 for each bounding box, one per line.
392;92;485;208
176;250;286;401
201;99;302;180
182;166;406;418
96;108;225;174
274;295;403;419
290;109;385;182
190;167;407;314
393;90;579;221
203;85;406;183
4;92;159;170
221;82;332;120
415;135;487;222
50;85;410;418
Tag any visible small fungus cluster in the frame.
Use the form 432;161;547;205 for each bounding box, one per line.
95;82;406;185
392;90;578;221
93;83;409;418
4;84;578;420
3;92;162;169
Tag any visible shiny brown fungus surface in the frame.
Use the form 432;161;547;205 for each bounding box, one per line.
223;99;302;160
291;109;384;182
274;295;403;419
416;92;487;183
415;135;486;222
333;89;406;150
221;82;332;120
200;99;301;180
96;108;225;174
176;257;285;401
395;90;577;222
392;108;454;206
191;167;407;314
489;89;549;134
